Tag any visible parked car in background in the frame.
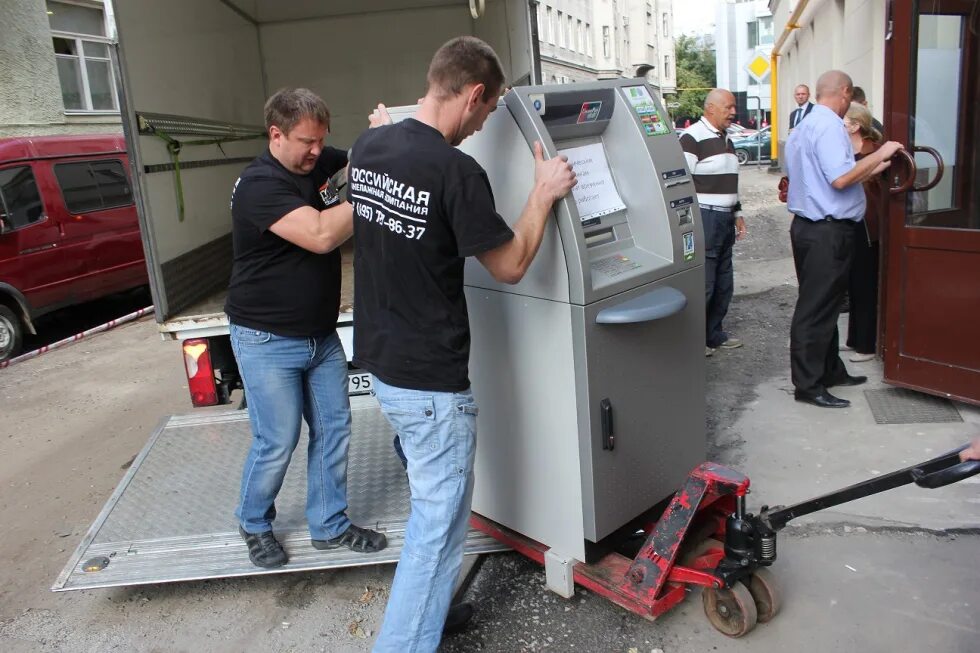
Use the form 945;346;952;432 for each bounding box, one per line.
732;126;772;164
727;123;758;138
0;135;148;360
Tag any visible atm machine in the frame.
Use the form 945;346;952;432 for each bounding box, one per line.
459;79;705;571
389;79;706;588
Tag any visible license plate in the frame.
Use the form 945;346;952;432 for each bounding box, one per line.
348;372;373;396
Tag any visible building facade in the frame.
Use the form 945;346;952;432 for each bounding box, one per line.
536;0;676;93
715;0;774;125
769;0;886;149
1;0;122;138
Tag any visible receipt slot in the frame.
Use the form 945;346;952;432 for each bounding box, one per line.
460;80;705;564
384;79;705;565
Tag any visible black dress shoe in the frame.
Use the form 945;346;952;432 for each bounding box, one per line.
825;374;867;387
794;390;851;408
442;602;474;636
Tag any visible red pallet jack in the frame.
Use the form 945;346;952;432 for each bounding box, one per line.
471;443;980;637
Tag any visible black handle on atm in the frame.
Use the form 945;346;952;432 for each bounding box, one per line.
595;286;687;324
600;399;614;450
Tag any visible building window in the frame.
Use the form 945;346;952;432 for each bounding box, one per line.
0;167;44;232
577;20;583;53
603;26;610;58
748;17;775;48
664;54;671;79
663;13;669;33
759;16;774;45
568;15;574;50
48;0;117;113
586;23;593;56
557;11;564;47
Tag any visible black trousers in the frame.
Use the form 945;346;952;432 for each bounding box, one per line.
790;216;855;394
846;224;880;354
703;209;737;347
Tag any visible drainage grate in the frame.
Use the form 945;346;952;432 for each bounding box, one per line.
864;388;963;425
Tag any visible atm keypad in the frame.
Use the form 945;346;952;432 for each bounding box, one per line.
591;254;642;277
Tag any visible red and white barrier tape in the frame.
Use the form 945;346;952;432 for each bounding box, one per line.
0;305;154;369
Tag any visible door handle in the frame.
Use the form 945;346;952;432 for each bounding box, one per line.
910;145;944;192
888;149;917;194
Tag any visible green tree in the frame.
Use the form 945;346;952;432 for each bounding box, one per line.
672;35;716;121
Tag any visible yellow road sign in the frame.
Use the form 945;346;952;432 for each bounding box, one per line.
746;54;770;82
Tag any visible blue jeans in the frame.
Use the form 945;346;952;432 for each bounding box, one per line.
703;208;737;347
230;324;352;540
371;377;478;653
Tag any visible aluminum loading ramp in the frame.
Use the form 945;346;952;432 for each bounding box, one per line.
53;397;508;591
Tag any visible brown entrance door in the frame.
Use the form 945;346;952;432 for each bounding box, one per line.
881;0;980;405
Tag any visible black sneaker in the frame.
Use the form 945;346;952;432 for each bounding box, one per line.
311;524;388;553
239;526;288;568
442;602;474;636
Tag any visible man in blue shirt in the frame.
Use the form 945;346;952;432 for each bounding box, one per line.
784;70;903;408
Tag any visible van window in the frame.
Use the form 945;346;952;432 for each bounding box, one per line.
54;159;133;214
0;166;45;231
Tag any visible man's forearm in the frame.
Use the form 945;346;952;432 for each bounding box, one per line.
477;185;554;284
507;187;554;275
833;150;888;189
316;201;354;250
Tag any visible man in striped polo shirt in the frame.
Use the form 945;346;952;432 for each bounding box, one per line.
680;89;747;357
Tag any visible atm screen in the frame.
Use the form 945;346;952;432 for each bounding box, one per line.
558;142;626;226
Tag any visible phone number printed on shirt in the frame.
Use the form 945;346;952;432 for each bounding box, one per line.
354;201;426;241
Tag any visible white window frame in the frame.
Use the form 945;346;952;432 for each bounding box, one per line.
50;1;119;114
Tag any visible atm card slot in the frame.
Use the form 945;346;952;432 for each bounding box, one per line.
584;228;616;247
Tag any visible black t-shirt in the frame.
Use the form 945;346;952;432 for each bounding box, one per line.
350;119;514;392
225;147;348;337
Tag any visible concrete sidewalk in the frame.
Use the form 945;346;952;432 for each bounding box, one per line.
713;320;980;534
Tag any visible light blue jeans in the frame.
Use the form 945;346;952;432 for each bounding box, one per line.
230;324;352;540
371;376;478;653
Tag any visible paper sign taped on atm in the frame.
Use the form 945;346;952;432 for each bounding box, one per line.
558;142;627;222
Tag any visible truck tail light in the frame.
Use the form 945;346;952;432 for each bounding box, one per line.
182;338;218;407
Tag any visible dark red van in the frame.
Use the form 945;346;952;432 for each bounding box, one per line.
0;135;148;360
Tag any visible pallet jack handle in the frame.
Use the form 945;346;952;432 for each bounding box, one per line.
762;443;980;531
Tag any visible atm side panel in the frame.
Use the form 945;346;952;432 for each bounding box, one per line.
467;288;588;562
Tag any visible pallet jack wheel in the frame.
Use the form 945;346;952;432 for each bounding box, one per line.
747;567;781;623
702;581;758;637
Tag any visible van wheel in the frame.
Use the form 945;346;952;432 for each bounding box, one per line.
0;305;24;362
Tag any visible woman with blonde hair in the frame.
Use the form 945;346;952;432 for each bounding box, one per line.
843;101;885;362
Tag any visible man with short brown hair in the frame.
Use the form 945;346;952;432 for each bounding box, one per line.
227;87;387;569
351;37;576;651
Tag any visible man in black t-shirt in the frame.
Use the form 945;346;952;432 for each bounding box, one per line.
226;88;386;569
351;37;576;652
